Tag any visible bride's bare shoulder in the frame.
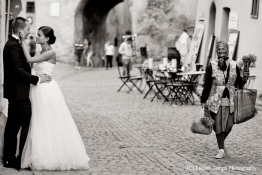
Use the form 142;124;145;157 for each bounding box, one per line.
40;49;56;56
48;49;56;63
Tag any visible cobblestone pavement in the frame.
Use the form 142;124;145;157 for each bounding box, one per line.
1;62;262;175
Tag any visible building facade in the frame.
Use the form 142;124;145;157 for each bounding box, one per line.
20;0;84;63
195;0;262;92
17;0;132;66
15;0;198;66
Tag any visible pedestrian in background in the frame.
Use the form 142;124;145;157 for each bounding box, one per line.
74;40;84;70
104;41;109;67
176;29;191;65
87;41;93;68
168;47;181;70
82;38;89;65
104;41;110;52
105;41;114;69
201;41;249;159
118;37;133;76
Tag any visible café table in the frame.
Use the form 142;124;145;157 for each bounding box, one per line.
176;70;206;76
176;71;206;98
163;70;205;105
149;67;159;71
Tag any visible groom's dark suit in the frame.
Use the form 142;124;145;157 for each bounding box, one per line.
3;36;39;169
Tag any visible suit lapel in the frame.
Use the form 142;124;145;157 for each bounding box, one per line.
10;36;31;70
10;36;22;45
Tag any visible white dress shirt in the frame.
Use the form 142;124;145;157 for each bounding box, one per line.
118;42;132;60
105;45;115;56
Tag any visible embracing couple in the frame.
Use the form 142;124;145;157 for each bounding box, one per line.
3;17;90;170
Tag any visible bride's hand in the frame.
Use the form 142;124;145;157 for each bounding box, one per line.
39;74;52;83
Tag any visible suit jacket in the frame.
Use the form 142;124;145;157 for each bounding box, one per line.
3;36;39;100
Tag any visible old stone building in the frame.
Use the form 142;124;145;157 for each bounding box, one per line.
13;0;197;66
195;0;262;92
17;0;132;66
0;0;6;161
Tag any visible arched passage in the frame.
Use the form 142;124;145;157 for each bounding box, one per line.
75;0;130;67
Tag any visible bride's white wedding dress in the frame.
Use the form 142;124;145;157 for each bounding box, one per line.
21;61;90;170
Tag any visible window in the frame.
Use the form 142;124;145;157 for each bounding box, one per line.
27;17;33;24
50;2;60;16
26;2;35;13
251;0;260;19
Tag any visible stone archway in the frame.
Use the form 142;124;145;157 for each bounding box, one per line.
75;0;129;67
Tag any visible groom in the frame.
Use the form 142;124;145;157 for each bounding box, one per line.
3;17;51;170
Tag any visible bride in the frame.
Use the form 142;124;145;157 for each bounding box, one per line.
20;26;90;170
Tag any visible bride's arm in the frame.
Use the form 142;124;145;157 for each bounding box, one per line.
21;42;55;63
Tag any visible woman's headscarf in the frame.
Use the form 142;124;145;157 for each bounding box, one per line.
216;41;229;58
216;41;229;71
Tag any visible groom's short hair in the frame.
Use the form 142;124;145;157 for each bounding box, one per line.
12;17;28;34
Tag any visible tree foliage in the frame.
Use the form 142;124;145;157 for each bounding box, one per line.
137;0;197;58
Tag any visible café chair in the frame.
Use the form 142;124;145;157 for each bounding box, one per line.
165;72;195;105
117;63;144;94
140;67;169;102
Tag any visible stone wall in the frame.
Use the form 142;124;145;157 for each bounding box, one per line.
0;0;6;162
17;0;198;64
30;0;130;65
0;112;6;161
106;2;132;45
105;2;132;65
35;0;81;62
17;0;82;62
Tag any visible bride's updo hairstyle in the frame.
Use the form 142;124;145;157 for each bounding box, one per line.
38;26;56;45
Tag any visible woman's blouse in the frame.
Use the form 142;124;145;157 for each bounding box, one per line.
201;64;246;104
118;42;132;59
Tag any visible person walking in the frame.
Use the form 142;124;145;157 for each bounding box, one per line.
82;38;89;66
201;41;249;159
74;40;84;70
105;41;114;69
85;40;93;68
104;41;109;67
118;37;133;76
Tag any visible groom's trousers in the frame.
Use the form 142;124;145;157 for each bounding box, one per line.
4;99;31;165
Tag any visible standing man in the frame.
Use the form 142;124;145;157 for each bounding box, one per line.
3;17;51;170
105;41;115;69
118;37;133;76
104;41;109;67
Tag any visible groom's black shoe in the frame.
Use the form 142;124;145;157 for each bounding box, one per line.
4;158;17;169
